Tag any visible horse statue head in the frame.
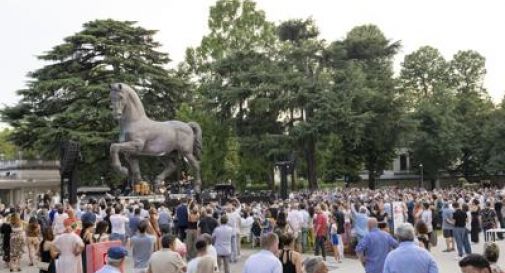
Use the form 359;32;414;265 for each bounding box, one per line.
109;83;145;121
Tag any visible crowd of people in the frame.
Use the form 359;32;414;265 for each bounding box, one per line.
0;186;504;273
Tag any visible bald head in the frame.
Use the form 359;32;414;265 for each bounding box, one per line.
368;217;378;230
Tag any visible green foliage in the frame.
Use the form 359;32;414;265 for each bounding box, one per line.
2;19;184;186
0;129;17;159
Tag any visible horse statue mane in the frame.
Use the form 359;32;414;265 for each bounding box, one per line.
109;83;202;193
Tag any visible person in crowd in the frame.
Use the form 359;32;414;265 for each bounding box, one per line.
287;204;302;251
9;213;25;272
130;220;155;273
416;221;431;250
187;238;209;273
80;221;93;273
481;202;499;242
175;199;189;241
313;205;328;261
109;205;129;245
303;257;329;273
95;246;128;273
147;208;161;251
80;204;96;226
198;208;218;236
356;217;398;273
38;228;56;273
470;199;482;244
53;218;84;273
459;254;492;273
279;233;303;273
453;201;472;258
196;255;217;273
147;234;186;273
243;233;282;273
26;216;41;266
483;242;505;273
52;205;68;236
212;215;233;273
200;233;218;267
351;202;369;243
1;214;12;266
383;223;438;273
93;220;110;243
129;208;142;237
157;205;172;235
226;200;242;263
299;203;310;253
442;201;455;252
333;202;346;259
329;215;342;262
187;202;200;260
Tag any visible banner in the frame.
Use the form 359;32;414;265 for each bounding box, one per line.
392;202;405;232
86;240;124;273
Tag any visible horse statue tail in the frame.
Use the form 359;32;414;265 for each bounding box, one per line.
188;122;202;160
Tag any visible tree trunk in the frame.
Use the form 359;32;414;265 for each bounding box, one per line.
306;136;318;191
368;169;376;190
267;167;275;191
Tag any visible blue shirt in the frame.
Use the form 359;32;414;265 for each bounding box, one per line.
442;207;454;230
131;233;155;268
176;204;188;227
356;228;398;273
243;250;282;273
95;265;121;273
129;216;141;236
383;242;439;273
81;212;96;224
354;212;369;238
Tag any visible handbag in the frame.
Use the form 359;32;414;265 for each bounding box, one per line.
37;261;50;271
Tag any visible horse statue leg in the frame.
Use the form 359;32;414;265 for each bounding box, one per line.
125;154;142;183
184;153;202;194
154;158;177;187
110;141;144;176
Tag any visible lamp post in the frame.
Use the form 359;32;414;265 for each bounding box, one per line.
419;163;424;188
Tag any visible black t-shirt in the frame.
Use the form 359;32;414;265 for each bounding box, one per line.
453;209;467;228
198;216;218;235
334;210;345;234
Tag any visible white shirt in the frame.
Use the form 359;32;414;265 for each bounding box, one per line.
53;212;68;235
300;209;310;228
287;209;303;234
186;256;201;273
421;209;433;233
243;250;282;273
110;214;129;235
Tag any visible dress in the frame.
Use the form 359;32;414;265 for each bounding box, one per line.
54;232;84;273
9;226;25;259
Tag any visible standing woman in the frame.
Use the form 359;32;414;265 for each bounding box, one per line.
26;216;41;266
148;208;161;250
329;216;342;263
92;221;109;243
53;218;85;273
39;228;56;273
79;222;94;273
1;214;12;267
186;203;200;260
10;213;25;272
470;199;481;243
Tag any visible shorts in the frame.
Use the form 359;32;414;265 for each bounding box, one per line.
443;229;453;238
331;234;339;245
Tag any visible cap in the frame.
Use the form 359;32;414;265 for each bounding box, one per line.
107;246;128;260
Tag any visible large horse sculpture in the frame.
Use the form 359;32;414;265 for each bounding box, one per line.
109;83;202;193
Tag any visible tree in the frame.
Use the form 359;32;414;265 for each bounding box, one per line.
450;50;493;177
340;25;404;189
0;129;17;160
2;19;185;185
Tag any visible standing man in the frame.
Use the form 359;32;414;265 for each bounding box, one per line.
187;239;210;273
175;199;189;241
314;206;328;261
441;201;455;252
299;203;310;253
130;220;155;273
81;204;96;225
213;215;233;273
243;233;282;273
453;201;472;258
147;234;186;273
383;223;438;273
198;208;218;236
356;218;398;273
287;203;302;251
110;205;129;245
421;202;433;240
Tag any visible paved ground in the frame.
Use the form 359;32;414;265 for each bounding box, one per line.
2;234;505;272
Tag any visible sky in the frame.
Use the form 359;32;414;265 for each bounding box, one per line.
1;0;505;108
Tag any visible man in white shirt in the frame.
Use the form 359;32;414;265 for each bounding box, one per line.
421;203;433;236
110;205;129;245
243;233;282;273
187;239;214;273
299;203;310;253
226;202;241;263
52;205;68;235
287;204;303;251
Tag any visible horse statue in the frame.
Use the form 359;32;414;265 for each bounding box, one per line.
109;83;202;193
